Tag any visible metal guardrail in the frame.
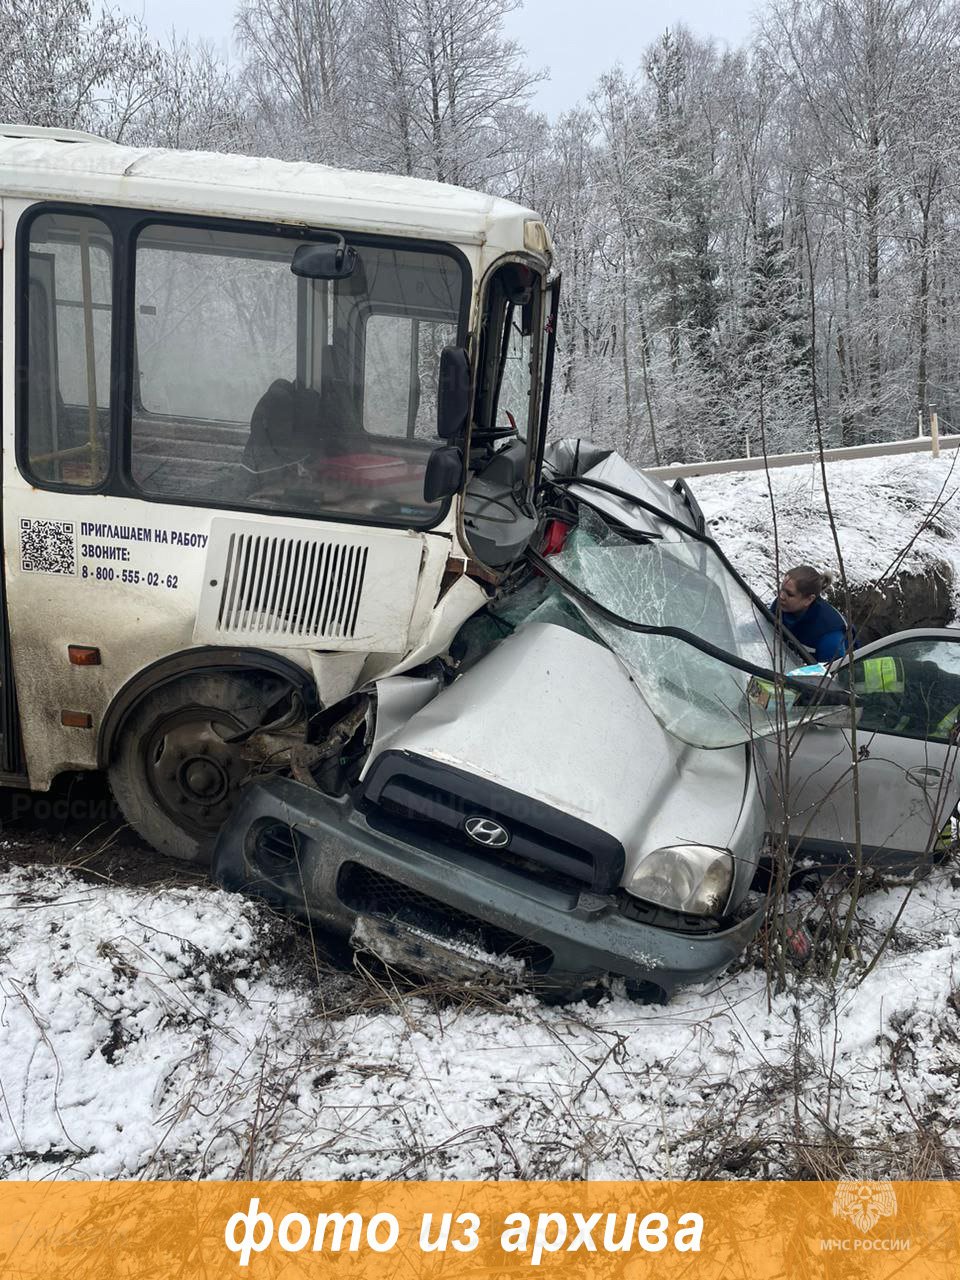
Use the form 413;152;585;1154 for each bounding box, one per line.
645;433;960;480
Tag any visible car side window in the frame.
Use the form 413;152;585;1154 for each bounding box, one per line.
840;638;960;740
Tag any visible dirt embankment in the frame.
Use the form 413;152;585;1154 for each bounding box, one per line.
838;561;954;645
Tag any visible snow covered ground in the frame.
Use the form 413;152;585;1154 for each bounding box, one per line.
1;450;959;1184
1;857;958;1181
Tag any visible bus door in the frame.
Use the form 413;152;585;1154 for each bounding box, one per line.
0;199;25;780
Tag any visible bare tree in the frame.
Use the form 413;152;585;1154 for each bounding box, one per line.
0;0;160;134
355;0;545;186
235;0;353;160
125;37;248;152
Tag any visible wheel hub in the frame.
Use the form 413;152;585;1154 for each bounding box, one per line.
180;756;230;803
145;709;249;836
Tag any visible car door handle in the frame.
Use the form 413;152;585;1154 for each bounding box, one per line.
906;766;942;788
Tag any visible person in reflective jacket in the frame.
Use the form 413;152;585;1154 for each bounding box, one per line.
774;564;851;661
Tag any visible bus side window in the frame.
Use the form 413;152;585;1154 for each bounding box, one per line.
361;313;458;440
25;212;112;487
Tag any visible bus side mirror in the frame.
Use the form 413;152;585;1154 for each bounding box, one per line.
423;446;464;503
437;346;470;440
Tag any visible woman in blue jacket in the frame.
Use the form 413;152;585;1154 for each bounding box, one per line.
774;565;851;661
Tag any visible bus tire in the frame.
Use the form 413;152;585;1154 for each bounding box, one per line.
108;671;280;864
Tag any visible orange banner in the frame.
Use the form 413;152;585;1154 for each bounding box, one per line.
0;1180;957;1278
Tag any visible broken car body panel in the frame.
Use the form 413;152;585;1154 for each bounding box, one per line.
361;624;764;909
214;775;765;999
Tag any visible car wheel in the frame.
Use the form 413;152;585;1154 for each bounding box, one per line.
108;672;280;864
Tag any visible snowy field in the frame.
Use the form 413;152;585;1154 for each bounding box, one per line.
1;450;959;1183
1;859;958;1182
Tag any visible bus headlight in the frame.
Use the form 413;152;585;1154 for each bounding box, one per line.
626;844;733;916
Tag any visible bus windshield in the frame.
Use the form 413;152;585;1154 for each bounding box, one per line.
25;212;466;527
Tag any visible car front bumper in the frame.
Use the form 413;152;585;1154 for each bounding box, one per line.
213;776;766;999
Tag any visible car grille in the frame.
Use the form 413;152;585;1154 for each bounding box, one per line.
337;862;553;971
363;757;625;895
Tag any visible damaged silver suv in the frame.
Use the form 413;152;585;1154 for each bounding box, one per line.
214;439;869;1000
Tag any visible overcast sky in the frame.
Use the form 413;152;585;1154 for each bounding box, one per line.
125;0;760;117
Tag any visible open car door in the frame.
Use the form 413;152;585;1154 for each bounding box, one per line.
766;629;960;866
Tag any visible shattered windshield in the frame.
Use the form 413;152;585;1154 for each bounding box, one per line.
548;504;830;749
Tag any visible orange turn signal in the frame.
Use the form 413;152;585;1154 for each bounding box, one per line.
60;711;93;728
67;645;101;666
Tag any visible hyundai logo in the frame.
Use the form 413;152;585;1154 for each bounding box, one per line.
464;816;510;848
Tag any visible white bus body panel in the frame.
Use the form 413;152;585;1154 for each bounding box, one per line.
194;517;428;652
3;484;452;789
0;138;547;262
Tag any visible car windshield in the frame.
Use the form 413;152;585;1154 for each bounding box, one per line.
546;494;836;749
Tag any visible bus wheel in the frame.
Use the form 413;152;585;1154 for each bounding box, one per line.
108;672;279;864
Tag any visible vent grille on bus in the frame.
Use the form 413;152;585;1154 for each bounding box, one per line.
195;517;425;653
215;532;370;640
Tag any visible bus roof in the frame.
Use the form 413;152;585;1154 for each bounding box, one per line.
0;130;548;254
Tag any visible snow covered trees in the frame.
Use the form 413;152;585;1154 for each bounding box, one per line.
761;0;960;446
0;0;240;148
0;0;155;133
234;0;543;186
5;0;960;464
544;4;960;462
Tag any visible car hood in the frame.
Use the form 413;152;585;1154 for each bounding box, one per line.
364;622;752;887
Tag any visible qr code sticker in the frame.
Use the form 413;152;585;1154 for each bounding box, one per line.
20;518;77;575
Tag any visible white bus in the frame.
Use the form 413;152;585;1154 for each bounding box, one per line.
0;124;558;860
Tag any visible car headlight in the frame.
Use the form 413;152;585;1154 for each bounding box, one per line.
626;844;733;916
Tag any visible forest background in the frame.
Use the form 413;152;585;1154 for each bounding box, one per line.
5;0;959;465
